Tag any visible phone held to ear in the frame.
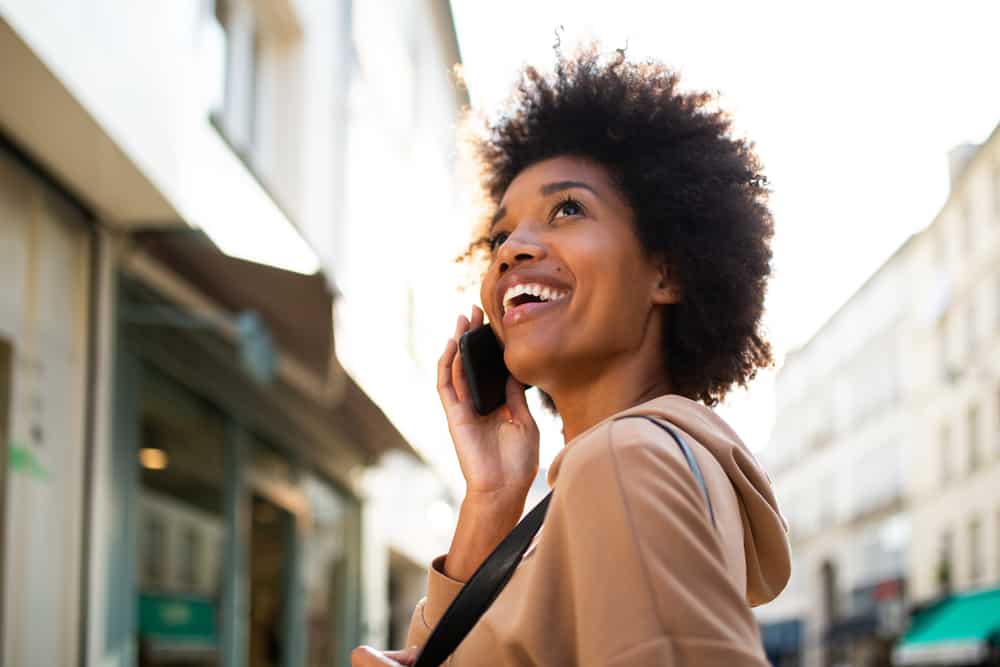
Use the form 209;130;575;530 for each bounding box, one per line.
459;324;523;415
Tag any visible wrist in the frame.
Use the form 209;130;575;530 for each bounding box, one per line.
461;485;529;518
443;488;529;582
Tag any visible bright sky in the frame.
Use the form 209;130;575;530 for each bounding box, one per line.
449;0;1000;450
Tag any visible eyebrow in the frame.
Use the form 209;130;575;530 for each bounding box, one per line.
489;180;600;229
540;180;598;197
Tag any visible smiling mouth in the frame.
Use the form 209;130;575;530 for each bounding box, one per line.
502;283;571;316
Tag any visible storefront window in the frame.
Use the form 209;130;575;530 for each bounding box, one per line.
136;370;227;667
127;365;363;666
249;493;293;667
302;473;351;666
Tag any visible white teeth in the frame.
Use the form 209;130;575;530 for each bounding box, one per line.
502;283;570;313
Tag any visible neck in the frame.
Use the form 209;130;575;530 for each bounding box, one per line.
551;357;672;444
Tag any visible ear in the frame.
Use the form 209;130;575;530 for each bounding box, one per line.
650;260;682;305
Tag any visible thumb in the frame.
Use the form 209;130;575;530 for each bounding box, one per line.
383;646;420;665
504;375;533;424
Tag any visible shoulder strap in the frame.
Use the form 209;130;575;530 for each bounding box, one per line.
414;415;714;666
614;415;716;527
414;491;552;667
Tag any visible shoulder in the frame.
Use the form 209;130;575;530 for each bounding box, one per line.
549;415;725;573
555;416;702;505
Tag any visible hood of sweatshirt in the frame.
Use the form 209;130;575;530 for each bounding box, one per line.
546;393;791;607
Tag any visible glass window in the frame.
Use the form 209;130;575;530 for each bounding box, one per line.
209;0;260;158
996;510;1000;582
199;0;228;115
141;513;167;589
968;404;980;473
302;473;353;666
387;553;426;650
137;370;226;667
248;494;292;667
179;525;203;590
969;517;983;584
940;424;952;486
937;529;954;594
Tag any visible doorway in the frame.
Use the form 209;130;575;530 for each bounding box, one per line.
249;494;292;667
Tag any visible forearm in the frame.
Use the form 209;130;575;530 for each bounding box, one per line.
443;488;527;582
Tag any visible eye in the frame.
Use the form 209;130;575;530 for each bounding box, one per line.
552;197;584;220
488;231;509;252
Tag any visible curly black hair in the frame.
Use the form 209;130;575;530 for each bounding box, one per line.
465;44;774;407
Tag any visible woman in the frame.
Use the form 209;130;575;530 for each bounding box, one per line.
353;46;791;666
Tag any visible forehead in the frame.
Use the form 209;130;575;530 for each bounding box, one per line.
501;156;621;204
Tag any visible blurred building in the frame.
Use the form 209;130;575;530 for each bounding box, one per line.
0;1;463;665
310;0;471;650
758;122;1000;667
892;127;1000;666
757;239;918;667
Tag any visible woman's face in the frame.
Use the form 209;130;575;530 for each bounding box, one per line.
480;155;679;392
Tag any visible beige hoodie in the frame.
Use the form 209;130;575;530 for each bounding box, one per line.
406;395;791;666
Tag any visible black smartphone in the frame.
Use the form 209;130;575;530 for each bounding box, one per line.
459;324;513;415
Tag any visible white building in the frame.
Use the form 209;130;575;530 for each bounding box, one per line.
758;122;1000;667
0;1;464;665
758;235;919;667
307;0;471;650
904;128;1000;605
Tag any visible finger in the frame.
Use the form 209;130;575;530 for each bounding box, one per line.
351;646;402;666
451;316;470;401
436;337;458;406
383;647;419;665
471;304;485;329
505;375;533;423
453;313;470;340
452;342;470;403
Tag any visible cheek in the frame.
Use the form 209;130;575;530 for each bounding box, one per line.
571;238;650;330
480;274;497;317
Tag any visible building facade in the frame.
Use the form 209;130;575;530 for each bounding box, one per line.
0;0;464;665
302;0;471;649
758;123;1000;667
758;237;919;667
903;129;1000;617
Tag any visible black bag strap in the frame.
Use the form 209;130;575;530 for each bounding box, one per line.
413;491;552;667
413;415;713;667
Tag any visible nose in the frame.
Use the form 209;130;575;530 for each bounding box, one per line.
496;225;546;274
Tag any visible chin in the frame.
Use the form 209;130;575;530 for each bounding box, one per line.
505;348;563;396
504;350;545;388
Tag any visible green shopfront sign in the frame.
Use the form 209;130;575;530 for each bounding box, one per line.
138;592;218;649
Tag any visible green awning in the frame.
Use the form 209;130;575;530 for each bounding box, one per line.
893;587;1000;665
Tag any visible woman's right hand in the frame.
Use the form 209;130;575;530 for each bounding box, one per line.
437;305;540;507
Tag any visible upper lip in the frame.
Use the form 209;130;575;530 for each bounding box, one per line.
496;271;573;316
